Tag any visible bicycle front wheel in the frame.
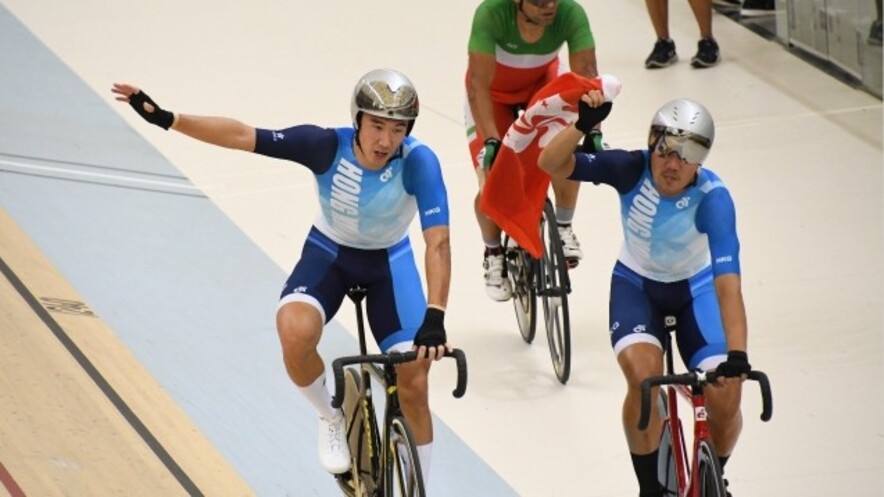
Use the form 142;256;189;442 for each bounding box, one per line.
696;440;727;497
340;368;380;496
386;416;425;497
538;199;571;384
505;237;537;344
656;389;686;496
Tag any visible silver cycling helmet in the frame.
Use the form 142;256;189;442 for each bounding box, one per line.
648;98;715;165
350;69;419;134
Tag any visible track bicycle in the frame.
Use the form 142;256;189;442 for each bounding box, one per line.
638;316;773;497
502;197;572;384
331;286;468;497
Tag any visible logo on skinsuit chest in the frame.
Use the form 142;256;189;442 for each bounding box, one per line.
330;158;362;233
626;178;660;260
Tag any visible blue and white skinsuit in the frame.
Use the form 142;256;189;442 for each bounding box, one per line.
254;125;449;352
570;149;741;370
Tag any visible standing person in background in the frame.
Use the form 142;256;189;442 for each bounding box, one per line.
112;69;452;486
644;0;721;68
465;0;600;302
539;94;753;496
869;0;883;45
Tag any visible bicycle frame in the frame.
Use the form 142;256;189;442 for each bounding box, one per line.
640;317;772;497
660;363;715;497
331;286;467;497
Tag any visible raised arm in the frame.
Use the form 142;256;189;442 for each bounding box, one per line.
538;90;611;178
112;83;256;152
538;124;582;179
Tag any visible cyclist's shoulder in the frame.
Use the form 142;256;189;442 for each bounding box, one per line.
402;136;440;168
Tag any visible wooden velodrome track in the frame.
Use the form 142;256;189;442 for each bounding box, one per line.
0;0;881;496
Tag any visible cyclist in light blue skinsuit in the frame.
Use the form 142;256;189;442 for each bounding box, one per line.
112;69;451;485
539;94;752;497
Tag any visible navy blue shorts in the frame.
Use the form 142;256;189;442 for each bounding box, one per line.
608;261;727;371
279;227;426;352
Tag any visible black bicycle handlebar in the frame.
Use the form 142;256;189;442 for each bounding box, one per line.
330;348;468;409
638;369;773;430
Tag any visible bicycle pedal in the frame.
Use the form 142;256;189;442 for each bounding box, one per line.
565;258;579;269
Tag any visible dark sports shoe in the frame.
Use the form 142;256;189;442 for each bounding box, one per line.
741;0;774;17
645;39;678;69
691;37;720;68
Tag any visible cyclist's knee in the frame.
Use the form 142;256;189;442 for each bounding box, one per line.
617;343;663;390
276;302;323;356
395;362;430;406
706;383;742;421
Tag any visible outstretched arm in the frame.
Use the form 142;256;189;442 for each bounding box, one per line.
112;83;256;152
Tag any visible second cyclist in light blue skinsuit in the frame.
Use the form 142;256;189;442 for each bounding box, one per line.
539;94;752;497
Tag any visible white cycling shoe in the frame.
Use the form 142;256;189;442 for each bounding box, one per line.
557;225;584;262
483;253;513;301
318;411;351;474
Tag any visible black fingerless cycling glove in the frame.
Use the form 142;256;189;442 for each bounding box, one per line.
716;350;751;378
575;101;613;135
414;308;446;348
129;90;175;130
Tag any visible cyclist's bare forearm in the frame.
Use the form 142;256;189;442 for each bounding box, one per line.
467;52;500;140
714;274;748;352
538;125;581;178
423;226;451;310
172;114;257;152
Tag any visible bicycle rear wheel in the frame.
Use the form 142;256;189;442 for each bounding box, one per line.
696;440;727;497
505;236;537;344
538;199;571;384
386;416;425;497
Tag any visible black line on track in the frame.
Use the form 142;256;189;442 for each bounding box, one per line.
0;256;204;497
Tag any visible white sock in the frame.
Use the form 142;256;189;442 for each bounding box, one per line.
298;374;338;419
417;443;433;488
556;206;575;225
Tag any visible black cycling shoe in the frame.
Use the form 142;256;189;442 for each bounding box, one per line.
691;37;720;68
645;39;678;69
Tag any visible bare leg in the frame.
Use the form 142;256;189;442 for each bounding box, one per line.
474;176;503;245
551;177;580;212
617;343;665;453
276;302;325;387
689;0;714;39
395;360;434;445
645;0;671;39
704;382;744;457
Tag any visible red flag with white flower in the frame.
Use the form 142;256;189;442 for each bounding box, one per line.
479;72;621;258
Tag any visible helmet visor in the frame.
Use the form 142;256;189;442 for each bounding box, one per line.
650;125;712;165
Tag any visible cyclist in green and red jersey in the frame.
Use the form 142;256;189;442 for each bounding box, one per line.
465;0;599;302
